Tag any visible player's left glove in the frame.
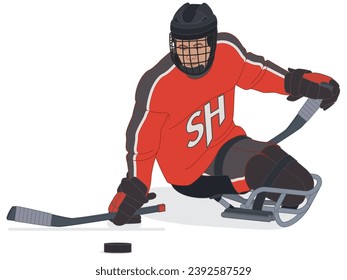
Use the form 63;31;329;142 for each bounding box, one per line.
108;177;155;226
284;68;340;110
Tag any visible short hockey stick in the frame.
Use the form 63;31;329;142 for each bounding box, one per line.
6;204;166;227
270;82;333;143
270;98;321;143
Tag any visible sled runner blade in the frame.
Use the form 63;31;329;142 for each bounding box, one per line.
221;208;274;222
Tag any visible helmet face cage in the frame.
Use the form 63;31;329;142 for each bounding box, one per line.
169;29;217;76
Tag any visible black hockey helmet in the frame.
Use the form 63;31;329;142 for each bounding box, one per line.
170;3;217;76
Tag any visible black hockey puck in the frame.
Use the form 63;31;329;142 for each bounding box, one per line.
104;242;132;253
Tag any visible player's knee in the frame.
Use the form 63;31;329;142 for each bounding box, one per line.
261;145;314;190
245;153;274;189
245;145;314;206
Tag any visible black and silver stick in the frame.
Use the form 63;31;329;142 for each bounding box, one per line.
7;204;166;227
270;82;333;144
270;98;321;143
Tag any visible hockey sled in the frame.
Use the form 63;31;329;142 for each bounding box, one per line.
212;98;325;227
212;173;321;227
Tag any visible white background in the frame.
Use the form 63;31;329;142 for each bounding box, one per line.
1;0;346;279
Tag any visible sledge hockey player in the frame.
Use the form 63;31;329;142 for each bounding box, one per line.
108;3;340;225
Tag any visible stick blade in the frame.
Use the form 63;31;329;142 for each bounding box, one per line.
6;206;16;221
6;206;53;226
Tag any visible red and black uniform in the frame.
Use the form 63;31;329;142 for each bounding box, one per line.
109;3;339;224
126;32;288;193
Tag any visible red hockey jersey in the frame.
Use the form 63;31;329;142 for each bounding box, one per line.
125;32;289;189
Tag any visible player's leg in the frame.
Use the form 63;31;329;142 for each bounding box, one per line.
206;137;313;207
172;175;237;198
245;144;313;206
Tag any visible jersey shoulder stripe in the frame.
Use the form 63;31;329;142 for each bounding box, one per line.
127;54;173;179
135;53;175;110
217;32;287;78
217;32;248;59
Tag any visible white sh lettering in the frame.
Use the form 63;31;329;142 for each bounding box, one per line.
187;95;226;148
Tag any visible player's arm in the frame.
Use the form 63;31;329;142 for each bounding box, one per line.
238;57;340;110
109;63;167;225
242;59;341;110
125;102;168;187
235;47;288;95
109;102;168;226
229;34;339;109
108;55;172;226
217;32;288;95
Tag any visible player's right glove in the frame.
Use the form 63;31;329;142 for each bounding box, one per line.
108;177;155;226
284;68;340;110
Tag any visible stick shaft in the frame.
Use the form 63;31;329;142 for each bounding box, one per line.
271;81;334;143
270;99;321;143
52;204;165;226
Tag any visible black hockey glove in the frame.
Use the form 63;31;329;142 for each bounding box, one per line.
108;177;156;226
284;68;340;110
